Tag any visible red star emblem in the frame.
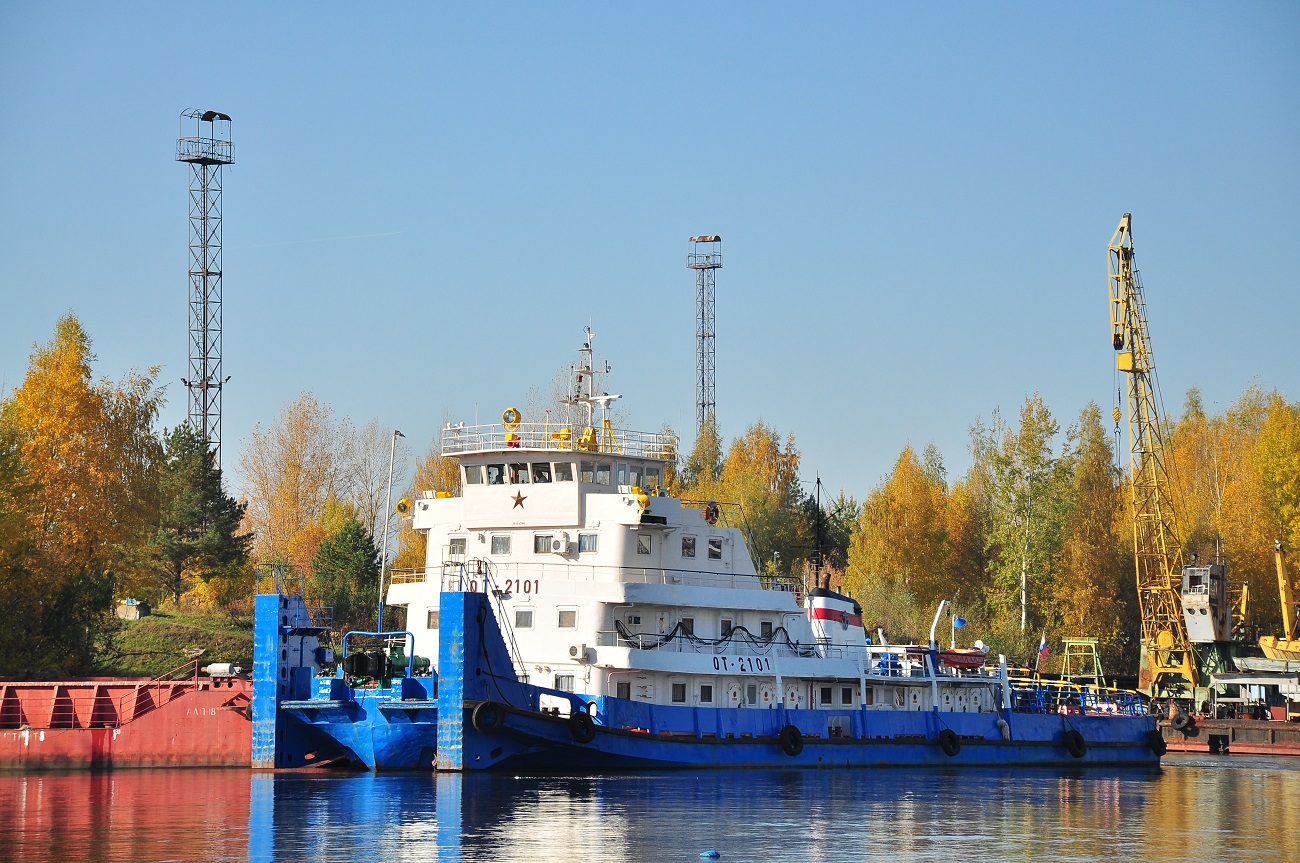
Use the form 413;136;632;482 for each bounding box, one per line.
511;491;527;509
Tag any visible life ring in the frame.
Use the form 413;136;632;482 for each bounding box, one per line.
704;500;720;526
778;724;804;757
1171;711;1193;732
471;701;505;734
938;728;961;757
502;407;522;431
1146;729;1168;756
568;710;596;744
1064;729;1087;759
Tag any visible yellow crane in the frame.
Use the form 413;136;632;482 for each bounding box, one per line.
1108;213;1199;698
1260;541;1300;660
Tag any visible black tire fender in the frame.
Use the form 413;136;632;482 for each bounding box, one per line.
471;700;505;734
568;709;596;744
1147;729;1168;756
1171;711;1193;732
938;728;961;757
1064;729;1087;758
778;724;804;757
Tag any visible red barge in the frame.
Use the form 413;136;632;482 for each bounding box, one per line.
0;661;251;770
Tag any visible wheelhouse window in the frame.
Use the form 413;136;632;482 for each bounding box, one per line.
595;463;611;485
671;683;687;703
579;461;596;482
558;609;578;629
534;534;554;553
486;464;506;485
491;535;511;555
508;463;529;483
464;464;484;485
681;536;696;558
531;462;551;483
515;609;534;629
427;610;439;629
617;462;629;486
554;462;574;482
578;533;598;553
636;534;652;555
629;464;643;488
645;467;661;490
708;538;723;560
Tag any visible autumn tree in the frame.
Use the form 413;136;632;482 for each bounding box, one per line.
0;314;163;674
146;424;251;604
239;392;346;571
345;418;411;542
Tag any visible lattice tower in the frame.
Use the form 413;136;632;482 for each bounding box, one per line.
177;110;233;467
688;236;722;431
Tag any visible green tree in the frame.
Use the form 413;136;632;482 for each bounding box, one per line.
309;511;381;632
147;424;251;605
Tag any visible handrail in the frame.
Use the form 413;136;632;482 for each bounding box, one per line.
114;658;201;723
441;421;676;461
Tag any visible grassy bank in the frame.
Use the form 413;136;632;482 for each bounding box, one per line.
97;608;254;678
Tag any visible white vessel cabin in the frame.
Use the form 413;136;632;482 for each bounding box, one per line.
386;330;1004;716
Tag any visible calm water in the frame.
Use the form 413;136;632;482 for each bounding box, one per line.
2;755;1298;862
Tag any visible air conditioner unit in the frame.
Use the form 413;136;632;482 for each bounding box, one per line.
568;644;591;662
551;539;565;553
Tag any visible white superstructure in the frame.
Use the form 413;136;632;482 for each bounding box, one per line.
386;329;1003;715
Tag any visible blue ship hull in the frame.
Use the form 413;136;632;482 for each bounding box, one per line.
254;590;1163;771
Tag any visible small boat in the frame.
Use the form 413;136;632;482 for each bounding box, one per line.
250;328;1162;771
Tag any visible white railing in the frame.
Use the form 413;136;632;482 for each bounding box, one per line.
437;559;790;593
440;422;677;461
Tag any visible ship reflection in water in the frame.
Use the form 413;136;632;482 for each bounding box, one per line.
2;756;1298;862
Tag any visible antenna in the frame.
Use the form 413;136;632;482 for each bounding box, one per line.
177;109;233;467
688;235;722;432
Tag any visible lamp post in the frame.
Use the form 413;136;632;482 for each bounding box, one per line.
377;429;404;629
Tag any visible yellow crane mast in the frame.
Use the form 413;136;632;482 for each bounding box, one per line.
1108;213;1199;697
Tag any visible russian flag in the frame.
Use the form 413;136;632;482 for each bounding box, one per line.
1038;633;1049;658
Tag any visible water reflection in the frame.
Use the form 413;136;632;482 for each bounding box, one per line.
1;756;1297;863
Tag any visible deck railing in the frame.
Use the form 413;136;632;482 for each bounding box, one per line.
440;421;677;461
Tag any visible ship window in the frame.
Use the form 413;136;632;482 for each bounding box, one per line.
578;533;598;553
579;461;596;482
699;684;713;704
555;675;574;693
842;687;854;705
645;467;661;489
708;538;723;560
680;617;694;636
534;534;554;553
558;609;578;629
531;462;551;483
491;535;511;555
864;688;874;706
464;464;484;485
508;463;529;484
821;686;833;706
486;464;506;485
629;464;643;488
595;463;611;485
627;615;641;625
682;536;696;558
636;534;652;555
448;537;466;559
515;609;534;629
554;462;574;482
617;462;629;486
672;683;687;703
746;684;758;706
720;618;733;638
760;621;773;639
616;681;631;700
427;610;439;629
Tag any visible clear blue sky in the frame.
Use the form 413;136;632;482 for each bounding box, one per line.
2;3;1297;500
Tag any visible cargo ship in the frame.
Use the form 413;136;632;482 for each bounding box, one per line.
251;328;1163;771
0;661;251;769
